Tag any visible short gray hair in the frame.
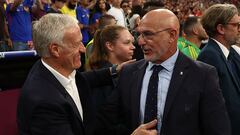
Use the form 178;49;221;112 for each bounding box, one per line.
201;4;238;38
33;14;79;57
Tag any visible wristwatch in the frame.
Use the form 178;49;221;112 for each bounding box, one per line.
111;64;118;76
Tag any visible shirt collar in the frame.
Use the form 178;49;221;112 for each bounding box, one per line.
41;59;76;87
211;38;229;59
232;45;240;55
147;49;179;72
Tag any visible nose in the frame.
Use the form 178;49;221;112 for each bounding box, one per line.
137;34;146;47
238;26;240;32
79;43;86;53
131;42;136;50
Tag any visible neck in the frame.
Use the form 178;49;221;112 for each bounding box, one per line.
51;4;59;10
186;36;201;48
108;55;122;65
42;58;72;78
213;36;230;50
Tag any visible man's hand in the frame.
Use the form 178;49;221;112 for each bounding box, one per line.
131;119;157;135
116;59;136;72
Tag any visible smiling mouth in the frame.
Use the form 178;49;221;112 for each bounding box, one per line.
142;48;151;54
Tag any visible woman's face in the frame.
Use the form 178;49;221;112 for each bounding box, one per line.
108;29;135;63
99;0;106;10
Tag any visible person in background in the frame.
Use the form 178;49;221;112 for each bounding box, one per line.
47;0;66;13
85;14;116;62
107;0;126;27
96;9;231;135
228;35;240;93
77;0;90;46
0;0;12;51
129;5;142;32
90;0;110;35
120;0;130;30
177;16;208;60
197;4;240;135
31;0;51;20
86;25;135;134
6;0;33;51
141;0;164;16
87;25;135;71
60;0;77;18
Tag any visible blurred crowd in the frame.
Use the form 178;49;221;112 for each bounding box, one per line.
0;0;239;52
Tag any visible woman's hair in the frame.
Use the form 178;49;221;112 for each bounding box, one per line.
87;25;126;70
94;0;110;13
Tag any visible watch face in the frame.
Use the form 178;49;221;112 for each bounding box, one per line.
111;64;118;76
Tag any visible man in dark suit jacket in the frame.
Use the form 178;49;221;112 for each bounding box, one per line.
97;9;231;135
197;4;240;135
17;13;146;135
17;14;98;135
17;60;113;135
17;14;128;135
229;46;240;86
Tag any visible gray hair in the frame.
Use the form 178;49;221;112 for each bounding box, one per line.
201;4;238;38
33;14;79;57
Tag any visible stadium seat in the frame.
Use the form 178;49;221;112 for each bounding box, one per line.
0;89;19;135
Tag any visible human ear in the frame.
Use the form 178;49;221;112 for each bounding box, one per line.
216;24;225;35
105;41;114;52
169;29;178;43
49;43;60;57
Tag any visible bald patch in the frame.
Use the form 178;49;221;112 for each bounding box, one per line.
141;9;180;32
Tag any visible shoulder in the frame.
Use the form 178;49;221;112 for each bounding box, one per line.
121;59;146;72
179;52;216;73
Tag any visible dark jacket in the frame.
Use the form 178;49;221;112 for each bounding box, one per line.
198;39;240;135
97;52;231;135
17;60;113;135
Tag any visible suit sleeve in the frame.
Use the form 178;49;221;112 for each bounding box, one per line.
81;68;113;88
200;66;231;135
29;102;75;135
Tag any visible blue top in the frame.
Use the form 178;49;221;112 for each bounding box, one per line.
90;12;102;24
76;6;90;45
6;2;32;42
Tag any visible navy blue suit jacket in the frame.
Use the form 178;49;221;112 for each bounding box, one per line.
229;47;240;86
198;39;240;135
97;52;231;135
17;60;113;135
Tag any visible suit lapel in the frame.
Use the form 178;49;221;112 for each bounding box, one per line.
39;61;83;123
131;60;148;129
162;53;189;123
210;40;240;90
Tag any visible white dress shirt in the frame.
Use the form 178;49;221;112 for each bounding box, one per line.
232;45;240;55
140;49;179;133
212;38;230;59
41;59;83;119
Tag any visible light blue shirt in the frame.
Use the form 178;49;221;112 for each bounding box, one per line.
140;49;179;133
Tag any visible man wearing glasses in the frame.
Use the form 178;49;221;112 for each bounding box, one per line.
198;4;240;135
97;9;231;135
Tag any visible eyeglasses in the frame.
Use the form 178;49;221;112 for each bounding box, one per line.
136;28;172;40
226;22;240;29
